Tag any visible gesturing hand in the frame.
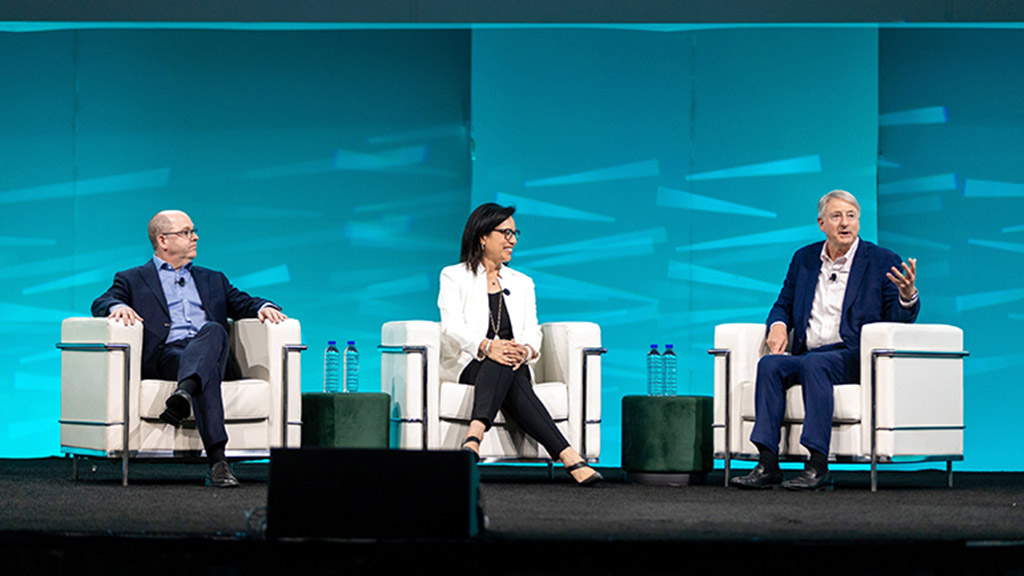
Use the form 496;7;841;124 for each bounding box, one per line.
886;257;918;301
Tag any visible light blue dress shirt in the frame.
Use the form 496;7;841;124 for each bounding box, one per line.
153;255;208;344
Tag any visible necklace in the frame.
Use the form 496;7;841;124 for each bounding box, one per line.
489;291;503;336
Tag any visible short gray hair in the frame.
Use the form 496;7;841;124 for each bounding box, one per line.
817;190;860;220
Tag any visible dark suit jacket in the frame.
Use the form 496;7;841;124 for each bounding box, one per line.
766;239;919;355
91;260;275;379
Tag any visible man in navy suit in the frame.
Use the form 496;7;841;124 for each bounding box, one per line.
92;210;287;487
730;190;920;491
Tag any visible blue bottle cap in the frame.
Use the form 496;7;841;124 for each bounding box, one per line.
328;340;336;345
665;344;674;349
347;340;355;345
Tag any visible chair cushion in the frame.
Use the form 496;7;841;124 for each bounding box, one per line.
139;378;271;421
438;381;569;423
740;381;861;423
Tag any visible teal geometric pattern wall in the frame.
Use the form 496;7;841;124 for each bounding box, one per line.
0;29;472;456
472;27;879;466
1;25;1019;470
879;28;1024;471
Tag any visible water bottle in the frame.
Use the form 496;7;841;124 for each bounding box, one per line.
646;344;663;396
343;340;359;393
323;341;341;393
663;344;677;397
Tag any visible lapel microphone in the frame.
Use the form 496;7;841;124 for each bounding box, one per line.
177;277;186;287
829;273;837;282
503;288;511;296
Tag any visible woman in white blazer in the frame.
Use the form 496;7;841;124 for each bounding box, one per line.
438;203;601;486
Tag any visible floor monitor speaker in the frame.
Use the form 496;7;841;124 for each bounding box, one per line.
267;448;480;539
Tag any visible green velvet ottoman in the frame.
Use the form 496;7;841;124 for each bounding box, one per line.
621;395;713;485
301;392;390;449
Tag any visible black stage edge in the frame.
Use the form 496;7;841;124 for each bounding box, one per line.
267;448;480;539
2;457;1023;575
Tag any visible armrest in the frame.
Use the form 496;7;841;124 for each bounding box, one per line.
859;323;966;445
538;322;603;456
59;317;144;452
232;318;303;447
711;323;766;455
711;323;766;398
60;318;143;424
381;321;441;449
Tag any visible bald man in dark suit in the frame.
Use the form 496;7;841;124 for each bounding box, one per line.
92;210;287;487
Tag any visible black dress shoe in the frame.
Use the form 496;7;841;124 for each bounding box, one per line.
782;467;833;491
159;388;192;427
729;464;784;489
566;461;603;487
205;460;240;488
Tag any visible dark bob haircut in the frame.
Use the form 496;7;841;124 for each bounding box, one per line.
460;203;516;273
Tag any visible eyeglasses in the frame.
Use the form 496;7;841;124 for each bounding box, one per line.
162;228;199;239
492;228;521;241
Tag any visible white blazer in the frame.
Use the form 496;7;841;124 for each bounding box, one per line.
437;262;543;383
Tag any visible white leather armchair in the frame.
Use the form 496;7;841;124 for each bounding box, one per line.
710;322;968;491
58;317;305;485
380;321;604;462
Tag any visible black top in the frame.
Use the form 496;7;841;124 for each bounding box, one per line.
459;291;514;384
486;291;514;340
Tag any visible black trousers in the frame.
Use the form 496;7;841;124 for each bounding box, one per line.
155;322;230;450
460;357;570;458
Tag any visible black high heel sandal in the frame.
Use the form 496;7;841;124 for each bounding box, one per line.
461;435;482;463
566;461;603;486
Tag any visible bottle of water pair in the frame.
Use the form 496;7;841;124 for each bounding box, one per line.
646;344;678;397
323;340;359;393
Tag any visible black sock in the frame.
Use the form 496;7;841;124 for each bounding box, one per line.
177;377;200;397
207;442;226;465
755;443;780;472
807;449;828;475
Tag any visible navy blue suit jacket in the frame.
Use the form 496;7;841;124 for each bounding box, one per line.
92;260;274;379
766;239;919;355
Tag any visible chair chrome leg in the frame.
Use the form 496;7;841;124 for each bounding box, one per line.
947;460;954;489
72;454;79;481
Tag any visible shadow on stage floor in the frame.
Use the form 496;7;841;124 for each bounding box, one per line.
1;457;1022;575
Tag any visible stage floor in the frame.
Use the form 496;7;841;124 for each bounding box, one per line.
2;457;1023;574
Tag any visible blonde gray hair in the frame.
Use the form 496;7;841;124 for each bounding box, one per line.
817;190;860;220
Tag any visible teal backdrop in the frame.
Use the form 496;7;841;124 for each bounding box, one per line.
1;24;1020;470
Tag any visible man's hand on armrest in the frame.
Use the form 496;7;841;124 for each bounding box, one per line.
258;305;288;324
108;305;143;326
